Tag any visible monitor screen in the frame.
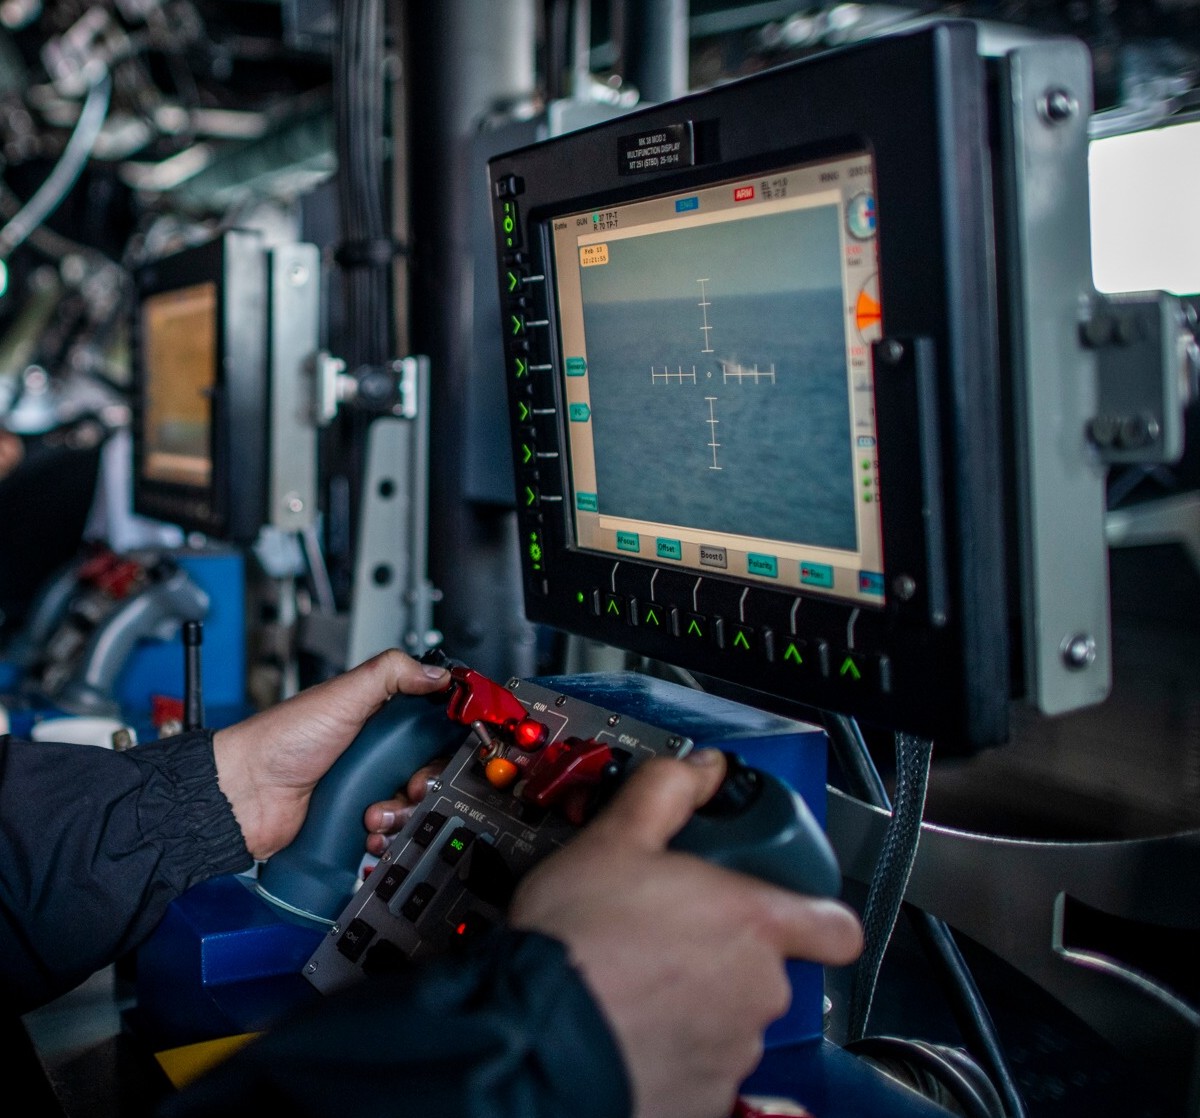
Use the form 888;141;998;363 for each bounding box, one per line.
139;280;217;490
549;151;885;607
131;230;269;541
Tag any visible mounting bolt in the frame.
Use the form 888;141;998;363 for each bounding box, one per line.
1061;633;1096;670
667;736;683;751
608;714;621;726
879;339;905;365
555;694;568;706
1040;88;1077;124
892;574;917;601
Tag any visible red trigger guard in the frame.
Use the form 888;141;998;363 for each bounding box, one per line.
444;666;529;729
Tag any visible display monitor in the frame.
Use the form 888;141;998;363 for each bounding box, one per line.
139;281;218;492
550;151;884;608
131;231;269;541
490;21;1113;751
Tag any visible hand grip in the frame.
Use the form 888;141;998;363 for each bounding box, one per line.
256;694;466;926
669;759;841;899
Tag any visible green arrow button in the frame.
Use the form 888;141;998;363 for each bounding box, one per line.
507;270;519;292
840;657;862;681
517;401;530;421
784;642;803;665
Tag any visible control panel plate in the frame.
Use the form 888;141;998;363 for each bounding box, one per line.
304;678;693;994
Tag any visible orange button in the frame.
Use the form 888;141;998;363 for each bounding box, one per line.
485;757;520;789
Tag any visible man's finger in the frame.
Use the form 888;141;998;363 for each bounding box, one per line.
370;649;451;699
759;893;864;965
586;752;728;852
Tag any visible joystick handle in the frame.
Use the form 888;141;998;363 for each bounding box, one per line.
669;753;841;898
256;695;466;925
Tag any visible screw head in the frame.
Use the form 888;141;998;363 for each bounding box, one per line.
892;574;917;601
1041;88;1077;123
1061;633;1096;670
879;339;905;365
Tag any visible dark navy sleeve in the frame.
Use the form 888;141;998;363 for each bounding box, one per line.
162;927;633;1118
0;730;251;1013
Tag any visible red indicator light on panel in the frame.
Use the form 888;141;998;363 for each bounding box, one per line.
734;185;755;202
514;717;549;751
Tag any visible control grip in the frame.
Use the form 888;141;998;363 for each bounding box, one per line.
669;767;841;899
57;568;209;715
256;695;466;926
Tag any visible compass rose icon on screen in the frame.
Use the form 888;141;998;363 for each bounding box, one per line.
846;192;876;240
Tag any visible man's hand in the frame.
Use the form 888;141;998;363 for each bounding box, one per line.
0;430;23;482
509;750;864;1118
361;761;446;857
213;650;450;860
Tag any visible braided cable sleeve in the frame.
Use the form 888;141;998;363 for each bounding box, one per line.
847;729;933;1041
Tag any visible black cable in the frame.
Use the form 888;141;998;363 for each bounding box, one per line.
823;711;1028;1118
847;728;933;1041
328;0;393;582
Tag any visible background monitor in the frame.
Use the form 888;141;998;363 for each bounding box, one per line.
131;231;269;542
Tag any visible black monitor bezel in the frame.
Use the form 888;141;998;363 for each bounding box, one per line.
491;22;1010;749
131;230;269;542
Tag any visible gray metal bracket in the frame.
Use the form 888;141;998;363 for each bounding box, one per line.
993;39;1112;716
1082;291;1198;466
346;356;441;667
267;242;320;531
828;789;1200;1115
